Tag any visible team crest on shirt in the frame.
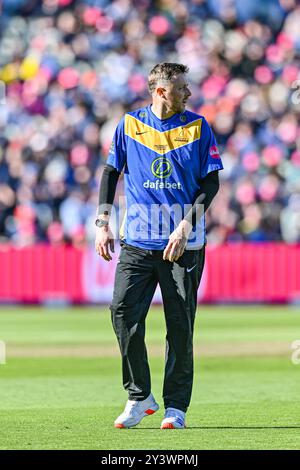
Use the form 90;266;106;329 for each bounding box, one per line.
174;127;189;144
209;145;220;159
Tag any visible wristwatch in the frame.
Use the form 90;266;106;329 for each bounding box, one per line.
95;218;109;228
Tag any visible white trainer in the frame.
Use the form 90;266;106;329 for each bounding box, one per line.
160;407;186;429
114;393;159;428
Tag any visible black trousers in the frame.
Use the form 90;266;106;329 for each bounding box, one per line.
110;241;205;413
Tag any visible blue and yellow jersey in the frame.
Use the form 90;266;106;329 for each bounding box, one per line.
107;105;223;250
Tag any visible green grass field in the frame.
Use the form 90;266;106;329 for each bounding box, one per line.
0;305;300;450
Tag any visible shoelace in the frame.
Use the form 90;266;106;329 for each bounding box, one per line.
125;399;153;418
124;400;140;415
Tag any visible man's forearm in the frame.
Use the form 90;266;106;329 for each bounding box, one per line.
97;164;121;217
184;170;220;226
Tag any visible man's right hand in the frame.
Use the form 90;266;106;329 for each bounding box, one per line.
95;224;115;261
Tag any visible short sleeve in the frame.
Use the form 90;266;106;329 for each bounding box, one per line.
200;118;223;179
106;117;127;173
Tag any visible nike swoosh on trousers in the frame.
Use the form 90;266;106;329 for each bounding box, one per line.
187;265;197;272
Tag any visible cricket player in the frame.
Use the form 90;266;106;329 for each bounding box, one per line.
95;63;223;429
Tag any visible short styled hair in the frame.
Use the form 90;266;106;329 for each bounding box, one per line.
148;63;189;94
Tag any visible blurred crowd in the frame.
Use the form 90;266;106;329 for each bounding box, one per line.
0;0;300;246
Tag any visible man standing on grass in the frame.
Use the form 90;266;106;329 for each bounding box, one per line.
95;63;223;429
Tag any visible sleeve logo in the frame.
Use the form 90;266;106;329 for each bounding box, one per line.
209;145;220;159
109;141;115;155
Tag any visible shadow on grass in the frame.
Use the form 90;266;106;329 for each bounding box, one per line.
135;426;300;430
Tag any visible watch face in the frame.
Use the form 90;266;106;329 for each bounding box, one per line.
95;219;108;228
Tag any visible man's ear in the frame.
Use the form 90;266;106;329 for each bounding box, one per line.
156;87;166;98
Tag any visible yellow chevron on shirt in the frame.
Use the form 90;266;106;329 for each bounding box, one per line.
125;114;202;155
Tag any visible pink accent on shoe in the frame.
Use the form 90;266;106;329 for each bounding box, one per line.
145;409;156;415
114;423;125;428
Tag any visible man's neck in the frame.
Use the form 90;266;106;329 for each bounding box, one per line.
151;103;177;120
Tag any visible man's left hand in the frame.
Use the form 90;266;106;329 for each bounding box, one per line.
163;220;193;262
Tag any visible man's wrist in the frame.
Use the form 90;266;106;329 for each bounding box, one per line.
97;213;110;221
178;219;193;235
176;219;193;239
